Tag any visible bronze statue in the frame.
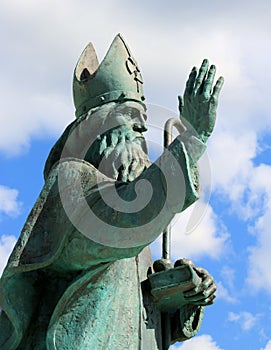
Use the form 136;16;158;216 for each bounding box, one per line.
0;34;224;349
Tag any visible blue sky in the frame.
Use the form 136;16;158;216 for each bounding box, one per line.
1;1;271;349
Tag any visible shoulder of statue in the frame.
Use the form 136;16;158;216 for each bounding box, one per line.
49;157;116;197
50;157;113;181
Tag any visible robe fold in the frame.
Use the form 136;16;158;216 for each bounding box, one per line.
0;134;205;349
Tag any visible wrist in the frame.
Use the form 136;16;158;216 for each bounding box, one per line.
176;132;206;163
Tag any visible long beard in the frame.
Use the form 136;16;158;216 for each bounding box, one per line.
85;126;150;182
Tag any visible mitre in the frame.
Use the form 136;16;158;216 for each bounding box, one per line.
73;33;146;118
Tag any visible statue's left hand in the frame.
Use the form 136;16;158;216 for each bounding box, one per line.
178;59;224;144
175;258;216;306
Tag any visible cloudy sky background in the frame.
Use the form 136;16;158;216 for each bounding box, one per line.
1;1;271;349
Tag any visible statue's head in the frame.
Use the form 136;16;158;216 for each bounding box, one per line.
44;35;150;182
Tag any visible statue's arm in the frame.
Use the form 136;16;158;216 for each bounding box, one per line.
83;134;203;245
54;132;203;266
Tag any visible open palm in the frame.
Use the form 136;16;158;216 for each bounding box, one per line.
178;59;224;143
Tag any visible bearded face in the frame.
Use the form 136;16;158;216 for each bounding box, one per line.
44;101;150;182
84;101;151;182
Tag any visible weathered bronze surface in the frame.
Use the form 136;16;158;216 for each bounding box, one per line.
0;34;223;349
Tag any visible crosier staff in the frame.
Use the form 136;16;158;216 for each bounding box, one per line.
151;59;224;350
162;117;187;350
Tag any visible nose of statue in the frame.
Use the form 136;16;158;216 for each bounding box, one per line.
132;112;147;133
133;122;147;133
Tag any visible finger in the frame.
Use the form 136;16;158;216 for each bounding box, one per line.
211;76;224;103
201;283;216;299
184;267;215;294
183;280;215;298
178;95;184;115
194;266;209;277
203;65;216;98
153;259;173;272
201;275;214;290
184;292;215;304
194;267;213;281
174;258;195;268
185;66;197;96
184;284;216;302
194;59;209;95
194;267;215;289
193;293;216;306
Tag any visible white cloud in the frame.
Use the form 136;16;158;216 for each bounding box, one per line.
208;131;257;206
216;282;238;304
151;202;229;261
237;164;271;293
220;266;236;290
170;334;222;350
246;204;271;292
0;89;73;155
228;311;259;331
262;340;271;350
209;132;271;296
0;185;21;217
171;202;229;260
0;234;17;276
208;131;271;220
1;1;271;157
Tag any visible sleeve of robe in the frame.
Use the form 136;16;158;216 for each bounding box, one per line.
0;133;205;349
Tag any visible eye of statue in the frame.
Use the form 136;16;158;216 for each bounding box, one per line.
126;107;133;117
119;107;133;119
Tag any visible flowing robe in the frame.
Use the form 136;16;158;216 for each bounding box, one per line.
0;135;205;350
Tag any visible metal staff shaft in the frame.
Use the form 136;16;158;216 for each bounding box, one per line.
161;118;186;350
162;118;186;260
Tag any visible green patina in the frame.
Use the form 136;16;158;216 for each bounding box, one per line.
0;34;223;350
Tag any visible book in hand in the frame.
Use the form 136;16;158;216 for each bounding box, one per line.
148;265;201;312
